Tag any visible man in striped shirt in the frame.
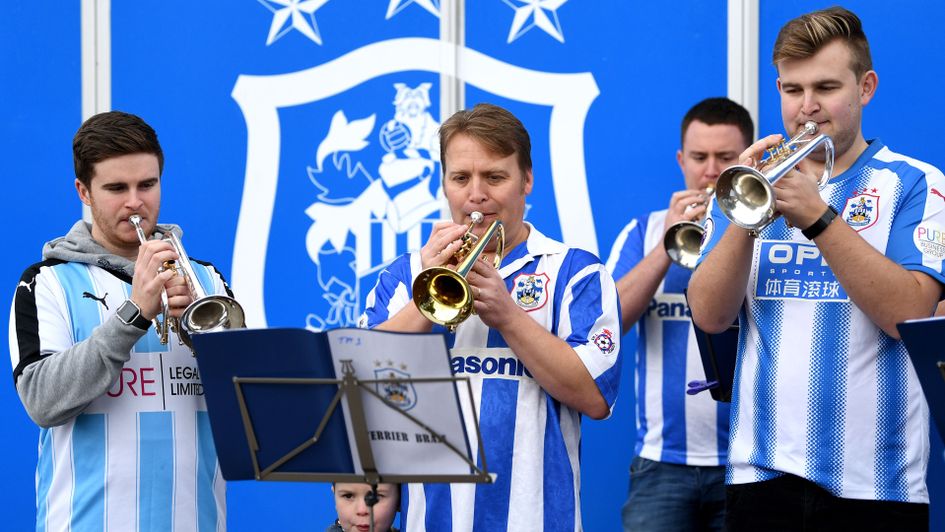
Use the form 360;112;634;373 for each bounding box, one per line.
360;103;621;531
10;111;229;531
689;7;943;530
606;98;753;531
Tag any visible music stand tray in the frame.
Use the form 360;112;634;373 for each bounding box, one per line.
897;316;945;443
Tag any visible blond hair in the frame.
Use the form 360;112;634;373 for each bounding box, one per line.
773;6;872;78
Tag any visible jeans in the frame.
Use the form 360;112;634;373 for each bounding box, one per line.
621;456;726;532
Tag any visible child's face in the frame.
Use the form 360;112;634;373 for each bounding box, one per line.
334;483;399;532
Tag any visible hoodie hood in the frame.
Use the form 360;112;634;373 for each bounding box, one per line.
43;220;183;278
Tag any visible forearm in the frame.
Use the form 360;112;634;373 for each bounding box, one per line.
374;302;434;333
498;311;609;419
16;316;143;427
688;225;754;332
615;246;672;333
815;220;941;338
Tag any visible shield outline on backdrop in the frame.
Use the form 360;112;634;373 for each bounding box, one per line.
231;37;600;326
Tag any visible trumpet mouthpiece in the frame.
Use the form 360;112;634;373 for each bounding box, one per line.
129;214;141;225
470;211;484;224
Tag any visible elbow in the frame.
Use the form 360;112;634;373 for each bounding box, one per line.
21;400;65;429
581;394;611;420
17;382;72;429
689;305;735;334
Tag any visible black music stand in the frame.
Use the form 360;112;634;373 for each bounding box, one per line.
688;322;739;403
897;317;945;443
191;328;492;527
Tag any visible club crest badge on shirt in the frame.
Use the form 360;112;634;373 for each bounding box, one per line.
513;272;549;311
591;328;617;355
842;188;880;231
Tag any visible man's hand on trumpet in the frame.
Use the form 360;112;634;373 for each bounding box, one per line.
130;239;179;321
465;257;516;329
664;189;710;230
773;166;829;230
419;221;468;270
163;274;194;319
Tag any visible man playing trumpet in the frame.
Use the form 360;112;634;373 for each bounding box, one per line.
689;7;944;530
360;103;621;531
605;97;753;531
10;111;233;530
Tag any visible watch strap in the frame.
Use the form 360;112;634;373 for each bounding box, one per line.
802;205;839;240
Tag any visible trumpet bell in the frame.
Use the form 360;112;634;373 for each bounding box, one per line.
412;268;473;329
715;165;777;231
179;296;246;348
663;221;707;270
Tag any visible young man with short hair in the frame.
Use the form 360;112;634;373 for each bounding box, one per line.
606;97;753;531
689;8;943;530
11;111;232;530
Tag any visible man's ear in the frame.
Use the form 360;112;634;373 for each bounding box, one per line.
859;70;878;106
76;179;91;206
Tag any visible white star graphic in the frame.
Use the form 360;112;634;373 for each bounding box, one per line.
386;0;440;19
259;0;331;46
502;0;567;44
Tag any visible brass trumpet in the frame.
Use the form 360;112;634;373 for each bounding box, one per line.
715;121;834;233
662;186;714;270
129;215;246;351
412;211;505;331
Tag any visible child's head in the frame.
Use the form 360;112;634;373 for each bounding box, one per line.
333;482;400;532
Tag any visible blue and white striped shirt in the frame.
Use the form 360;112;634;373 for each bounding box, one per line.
606;209;730;466
11;259;227;531
699;140;945;502
360;224;622;532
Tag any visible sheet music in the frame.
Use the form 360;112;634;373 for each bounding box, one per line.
327;328;475;476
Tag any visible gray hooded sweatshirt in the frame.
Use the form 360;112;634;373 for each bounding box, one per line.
16;220;184;427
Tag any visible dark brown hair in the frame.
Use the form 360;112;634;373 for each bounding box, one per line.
73;111;164;187
773;6;872;79
680;97;754;148
439;103;532;175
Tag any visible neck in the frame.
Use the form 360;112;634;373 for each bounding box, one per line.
503;222;531;253
799;134;868;181
90;225;139;261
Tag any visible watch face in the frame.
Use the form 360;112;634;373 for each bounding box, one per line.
118;300;140;323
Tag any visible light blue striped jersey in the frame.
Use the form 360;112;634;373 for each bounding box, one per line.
10;260;227;531
360;224;622;532
699;140;945;502
606;209;730;466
